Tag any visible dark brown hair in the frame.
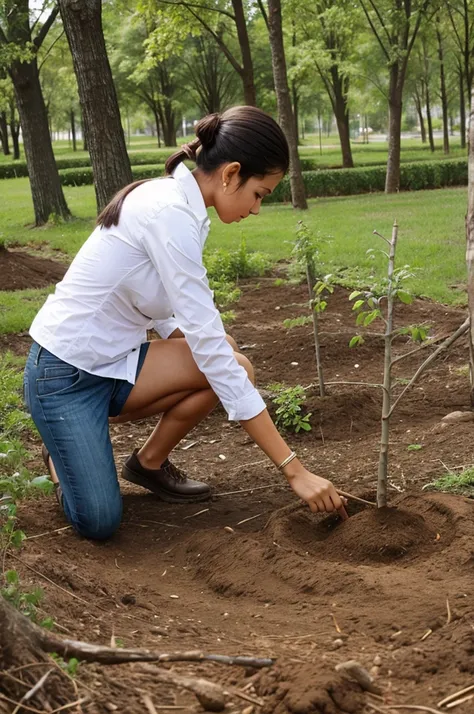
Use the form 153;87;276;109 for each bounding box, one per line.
97;106;289;229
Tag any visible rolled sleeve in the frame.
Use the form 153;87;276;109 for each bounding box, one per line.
141;205;266;421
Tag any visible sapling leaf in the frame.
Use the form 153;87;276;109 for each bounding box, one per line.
397;290;413;304
349;335;364;348
352;299;365;311
356;311;367;326
349;290;362;300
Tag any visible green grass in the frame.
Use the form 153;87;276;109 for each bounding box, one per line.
0;178;468;309
430;468;474;497
1;135;467;171
0;287;54;334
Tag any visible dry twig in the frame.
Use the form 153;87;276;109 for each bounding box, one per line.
12;669;53;713
438;683;474;707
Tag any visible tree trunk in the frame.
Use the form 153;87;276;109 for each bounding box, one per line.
437;25;449;155
231;0;256;106
70;109;77;151
425;85;435;152
153;108;162;148
59;0;133;212
0;111;10;155
459;68;466;150
413;91;426;143
267;0;307;209
466;87;474;406
10;58;70;223
385;65;404;193
331;72;353;168
10;120;20;160
292;81;299;143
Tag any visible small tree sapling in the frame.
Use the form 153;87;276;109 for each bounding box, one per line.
350;222;469;508
284;221;333;397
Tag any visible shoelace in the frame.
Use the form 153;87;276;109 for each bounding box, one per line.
162;459;187;483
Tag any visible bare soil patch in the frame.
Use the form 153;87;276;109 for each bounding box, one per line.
0;246;67;291
3;278;474;713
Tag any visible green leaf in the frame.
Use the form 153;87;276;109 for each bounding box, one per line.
349;335;364;348
349;290;362;301
5;569;19;585
31;475;54;494
397;290;413;304
11;530;26;548
356;311;366;326
407;444;422;451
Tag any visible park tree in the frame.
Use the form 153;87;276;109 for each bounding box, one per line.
182;34;239;115
292;0;361;168
360;0;432;192
58;0;132;212
0;1;70;225
446;0;474;149
144;0;257;106
267;0;307;209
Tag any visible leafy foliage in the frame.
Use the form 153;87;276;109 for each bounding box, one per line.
269;383;312;433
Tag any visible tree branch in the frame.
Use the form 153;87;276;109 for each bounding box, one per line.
388;317;469;417
367;0;393;47
38;29;65;73
359;0;390;61
257;0;269;30
156;0;236;21
185;4;243;76
33;5;60;50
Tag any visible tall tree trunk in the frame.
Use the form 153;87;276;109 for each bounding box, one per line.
413;90;426;143
0;111;10;155
267;0;307;209
152;108;162;148
70;109;77;152
231;0;256;106
466;87;474;406
385;65;404;193
59;0;133;212
292;81;299;143
10;58;70;223
459;68;466;150
331;72;353;168
425;84;435;152
437;25;449;155
10;117;20;160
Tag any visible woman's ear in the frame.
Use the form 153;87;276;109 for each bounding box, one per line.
221;162;241;188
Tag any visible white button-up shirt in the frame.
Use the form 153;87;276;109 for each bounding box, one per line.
30;163;266;421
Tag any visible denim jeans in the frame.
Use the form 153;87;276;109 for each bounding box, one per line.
23;342;149;540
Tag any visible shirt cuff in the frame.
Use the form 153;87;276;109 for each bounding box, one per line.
222;389;267;422
155;318;180;339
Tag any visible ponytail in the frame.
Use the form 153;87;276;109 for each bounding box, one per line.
97;107;288;229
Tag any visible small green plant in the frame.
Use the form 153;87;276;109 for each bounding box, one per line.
220;310;236;325
429;468;474;496
50;653;81;676
269;383;312;433
285;222;333;397
1;569;53;628
407;444;422;451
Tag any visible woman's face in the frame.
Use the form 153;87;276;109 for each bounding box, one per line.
214;163;283;224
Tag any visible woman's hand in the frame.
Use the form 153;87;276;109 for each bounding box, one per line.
284;463;347;517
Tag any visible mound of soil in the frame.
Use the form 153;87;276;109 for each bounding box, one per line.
0;246;67;290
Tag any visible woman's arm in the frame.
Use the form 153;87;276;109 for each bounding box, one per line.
241;409;345;515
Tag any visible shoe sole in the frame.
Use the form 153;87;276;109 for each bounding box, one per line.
121;465;211;504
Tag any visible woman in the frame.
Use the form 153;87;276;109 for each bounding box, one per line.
24;106;346;541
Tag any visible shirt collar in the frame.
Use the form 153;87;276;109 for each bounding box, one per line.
172;162;209;228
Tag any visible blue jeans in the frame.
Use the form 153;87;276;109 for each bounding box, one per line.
23;342;149;540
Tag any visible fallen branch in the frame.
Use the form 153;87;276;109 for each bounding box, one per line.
12;669;52;713
438;683;474;708
138;663;226;712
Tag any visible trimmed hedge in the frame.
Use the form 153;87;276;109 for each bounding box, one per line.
59;164;166;186
266;158;468;203
0;149;185;179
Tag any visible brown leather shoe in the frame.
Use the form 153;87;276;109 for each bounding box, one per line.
121;449;211;503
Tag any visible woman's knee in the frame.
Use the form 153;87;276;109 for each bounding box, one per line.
235;351;255;385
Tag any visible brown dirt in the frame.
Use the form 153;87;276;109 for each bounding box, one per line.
3;278;474;713
0;247;67;291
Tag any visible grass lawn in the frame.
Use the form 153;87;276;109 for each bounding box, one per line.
0;177;468;319
0;135;467;170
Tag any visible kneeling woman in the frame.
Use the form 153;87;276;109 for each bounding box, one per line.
24;106;345;541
